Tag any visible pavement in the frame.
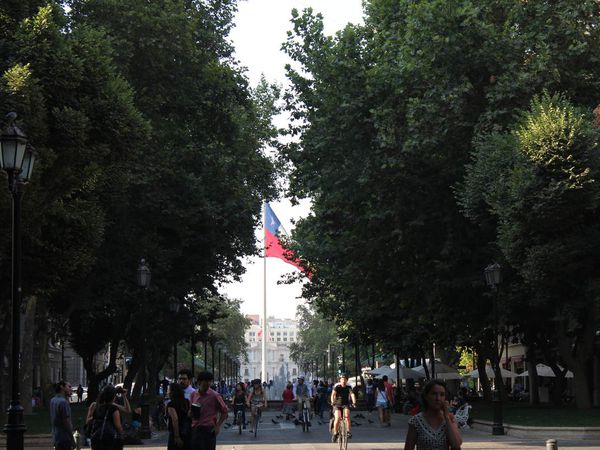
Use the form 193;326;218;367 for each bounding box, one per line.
114;410;600;450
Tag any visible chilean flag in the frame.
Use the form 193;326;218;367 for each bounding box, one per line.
265;203;306;274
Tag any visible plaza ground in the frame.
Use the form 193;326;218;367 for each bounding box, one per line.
125;410;600;449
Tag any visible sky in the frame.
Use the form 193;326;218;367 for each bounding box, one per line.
219;0;364;320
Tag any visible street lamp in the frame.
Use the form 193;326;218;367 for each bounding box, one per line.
169;297;181;379
1;113;34;450
484;262;504;435
136;258;151;440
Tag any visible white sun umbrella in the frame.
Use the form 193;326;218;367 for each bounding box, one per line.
370;365;422;381
467;365;518;379
369;365;393;376
520;363;573;378
414;362;463;380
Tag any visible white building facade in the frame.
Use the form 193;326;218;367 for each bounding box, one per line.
241;315;300;385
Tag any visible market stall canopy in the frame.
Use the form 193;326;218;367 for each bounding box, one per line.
467;365;518;379
519;364;573;378
413;362;462;380
369;364;422;380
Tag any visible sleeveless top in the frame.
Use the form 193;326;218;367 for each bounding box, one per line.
408;412;449;450
250;389;265;405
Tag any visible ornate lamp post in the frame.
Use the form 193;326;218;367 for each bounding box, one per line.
484;262;504;435
1;113;34;450
136;259;151;440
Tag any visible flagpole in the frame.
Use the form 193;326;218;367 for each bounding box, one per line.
262;202;267;383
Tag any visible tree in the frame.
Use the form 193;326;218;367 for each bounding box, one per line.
280;0;600;410
461;93;600;408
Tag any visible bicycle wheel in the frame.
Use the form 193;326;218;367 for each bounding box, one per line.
306;406;311;430
254;408;260;437
338;419;346;450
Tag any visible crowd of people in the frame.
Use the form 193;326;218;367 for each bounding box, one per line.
49;370;465;450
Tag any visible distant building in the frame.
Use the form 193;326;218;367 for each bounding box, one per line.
241;315;300;384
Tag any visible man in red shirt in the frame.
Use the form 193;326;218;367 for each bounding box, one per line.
382;375;395;426
190;371;228;450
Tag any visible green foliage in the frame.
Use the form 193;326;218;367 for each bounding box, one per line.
280;0;600;408
0;0;277;394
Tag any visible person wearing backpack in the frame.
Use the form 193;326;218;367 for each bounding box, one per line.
166;383;191;449
86;385;124;450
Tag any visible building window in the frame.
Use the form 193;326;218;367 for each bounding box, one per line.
277;332;281;336
280;354;284;362
283;338;287;342
292;368;297;375
244;368;249;376
283;332;287;336
277;338;281;342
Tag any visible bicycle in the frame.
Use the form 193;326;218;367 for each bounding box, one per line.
252;404;262;438
301;398;311;432
330;406;351;450
234;403;245;435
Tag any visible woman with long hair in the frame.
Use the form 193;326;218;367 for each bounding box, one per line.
375;379;390;427
231;382;248;428
86;385;124;450
166;382;191;449
403;379;462;450
246;379;267;432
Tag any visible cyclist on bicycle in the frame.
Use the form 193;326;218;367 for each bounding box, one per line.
246;379;267;433
293;376;313;423
331;373;357;441
231;382;247;429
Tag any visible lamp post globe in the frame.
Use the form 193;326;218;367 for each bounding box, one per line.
0;113;28;179
484;262;502;288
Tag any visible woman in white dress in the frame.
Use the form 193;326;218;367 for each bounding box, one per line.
404;380;462;450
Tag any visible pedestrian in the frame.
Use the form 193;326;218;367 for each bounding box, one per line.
50;380;75;450
281;382;295;420
382;375;395;424
231;382;247;428
375;380;390;427
365;378;374;414
77;384;84;403
166;383;191;450
178;369;196;400
403;379;462;450
312;379;320;415
317;381;328;418
189;371;228;450
86;384;124;450
217;380;229;398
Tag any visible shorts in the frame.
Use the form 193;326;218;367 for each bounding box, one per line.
376;400;388;409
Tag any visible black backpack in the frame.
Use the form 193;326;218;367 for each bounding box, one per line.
90;407;118;443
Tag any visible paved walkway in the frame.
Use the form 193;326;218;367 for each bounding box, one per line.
115;411;600;450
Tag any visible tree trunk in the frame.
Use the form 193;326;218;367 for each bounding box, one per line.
83;338;120;405
525;346;539;405
20;295;37;414
123;351;142;396
37;301;52;408
475;345;492;401
557;310;595;409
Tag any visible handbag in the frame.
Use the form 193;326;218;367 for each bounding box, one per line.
90;408;118;443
